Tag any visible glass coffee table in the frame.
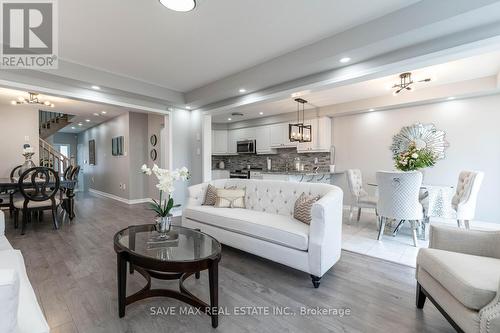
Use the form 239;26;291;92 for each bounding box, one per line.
113;224;222;328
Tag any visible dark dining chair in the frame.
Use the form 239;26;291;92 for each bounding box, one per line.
0;165;22;217
59;165;80;222
13;167;60;235
63;165;73;180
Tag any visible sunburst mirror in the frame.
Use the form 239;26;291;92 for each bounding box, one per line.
391;123;449;159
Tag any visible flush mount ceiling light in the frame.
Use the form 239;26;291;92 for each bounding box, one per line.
91;85;100;90
12;92;55;107
289;98;311;143
339;57;351;63
239;88;247;93
159;0;196;12
392;72;431;95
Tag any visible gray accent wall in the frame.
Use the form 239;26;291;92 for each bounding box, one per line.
0;105;39;178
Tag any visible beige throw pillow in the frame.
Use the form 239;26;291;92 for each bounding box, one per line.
203;184;237;206
215;188;246;208
294;192;320;224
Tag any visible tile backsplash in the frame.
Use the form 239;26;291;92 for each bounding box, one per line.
212;148;331;171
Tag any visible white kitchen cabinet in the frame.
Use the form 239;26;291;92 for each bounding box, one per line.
227;130;238;155
212;169;230;180
297;117;332;153
212;130;228;155
256;125;277;154
269;123;297;148
249;171;263;179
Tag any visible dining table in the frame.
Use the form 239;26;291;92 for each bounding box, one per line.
0;177;78;220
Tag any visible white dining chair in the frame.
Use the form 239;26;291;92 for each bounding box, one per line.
376;171;424;247
346;169;377;222
451;170;484;230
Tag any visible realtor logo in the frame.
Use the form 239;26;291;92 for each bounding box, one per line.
0;0;58;68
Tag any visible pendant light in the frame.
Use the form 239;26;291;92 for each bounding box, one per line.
289;98;311;143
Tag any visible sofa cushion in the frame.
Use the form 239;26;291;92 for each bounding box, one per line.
215;188;245;208
0;269;19;333
293;192;319;224
417;248;500;310
184;205;309;250
0;250;49;333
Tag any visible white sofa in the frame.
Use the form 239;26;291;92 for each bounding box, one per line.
182;179;343;288
0;210;50;333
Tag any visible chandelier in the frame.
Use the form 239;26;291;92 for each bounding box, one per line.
392;72;431;95
11;92;55;107
289;98;311;143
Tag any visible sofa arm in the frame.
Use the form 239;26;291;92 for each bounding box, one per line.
0;210;5;236
480;280;500;333
429;225;500;259
308;187;343;277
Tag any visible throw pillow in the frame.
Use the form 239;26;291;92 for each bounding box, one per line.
203;184;237;206
202;184;218;206
294;192;320;224
215;188;246;208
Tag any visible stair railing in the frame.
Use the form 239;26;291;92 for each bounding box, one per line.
39;138;72;174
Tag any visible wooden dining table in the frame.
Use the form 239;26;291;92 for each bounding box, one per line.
0;177;78;220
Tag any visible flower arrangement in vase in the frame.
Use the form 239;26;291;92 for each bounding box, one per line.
394;142;436;172
141;164;189;238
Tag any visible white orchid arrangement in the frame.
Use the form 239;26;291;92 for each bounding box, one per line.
141;164;190;217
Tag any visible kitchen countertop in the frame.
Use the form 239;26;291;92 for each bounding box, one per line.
259;170;345;176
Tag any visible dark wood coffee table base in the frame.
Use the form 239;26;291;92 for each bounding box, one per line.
117;253;220;328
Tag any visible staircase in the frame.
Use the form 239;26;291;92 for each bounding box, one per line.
39;138;73;174
39;111;72;139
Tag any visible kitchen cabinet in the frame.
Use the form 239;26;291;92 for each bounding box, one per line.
227;130;238;155
212;169;230;180
297;117;332;153
269;123;297;148
212;130;228;155
261;173;303;182
249;171;263;179
256;125;277;154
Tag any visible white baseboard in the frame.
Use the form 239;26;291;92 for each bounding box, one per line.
89;188;152;205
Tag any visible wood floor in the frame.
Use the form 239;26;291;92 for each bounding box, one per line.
4;193;456;333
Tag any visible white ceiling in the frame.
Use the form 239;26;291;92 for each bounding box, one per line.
0;88;128;133
212;50;500;122
59;0;418;92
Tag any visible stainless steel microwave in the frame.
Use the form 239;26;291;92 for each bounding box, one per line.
236;140;256;154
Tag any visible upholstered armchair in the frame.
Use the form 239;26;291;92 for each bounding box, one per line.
376;171;424;246
452;171;484;229
346;169;377;222
416;225;500;333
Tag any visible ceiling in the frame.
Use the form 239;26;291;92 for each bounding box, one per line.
212;50;500;122
59;0;418;92
0;88;129;133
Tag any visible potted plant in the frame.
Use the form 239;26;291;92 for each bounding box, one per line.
141;164;189;238
394;142;436;172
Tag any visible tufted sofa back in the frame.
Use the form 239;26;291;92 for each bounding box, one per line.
451;171;484;209
188;179;340;218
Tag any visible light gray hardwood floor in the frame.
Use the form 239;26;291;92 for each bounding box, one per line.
3;193;455;333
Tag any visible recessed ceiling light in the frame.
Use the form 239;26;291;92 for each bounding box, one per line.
369;108;375;112
91;85;101;90
10;100;16;105
85;119;90;122
78;123;83;126
259;112;264;115
101;111;107;114
447;96;455;100
185;106;191;110
93;112;99;116
168;107;173;111
159;0;196;12
239;88;246;93
71;127;75;130
339;57;351;63
227;118;232;121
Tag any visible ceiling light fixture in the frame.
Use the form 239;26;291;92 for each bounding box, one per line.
101;111;107;114
159;0;196;12
339;57;351;63
12;92;55;107
185;106;191;110
91;85;101;90
93;112;99;116
239;88;246;93
227;118;232;121
289;98;311;143
447;96;455;100
259;112;264;115
78;123;83;126
392;72;431;95
85;119;90;122
369;108;375;112
71;127;76;130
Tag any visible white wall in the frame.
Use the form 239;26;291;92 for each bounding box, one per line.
333;94;500;223
0;105;39;177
